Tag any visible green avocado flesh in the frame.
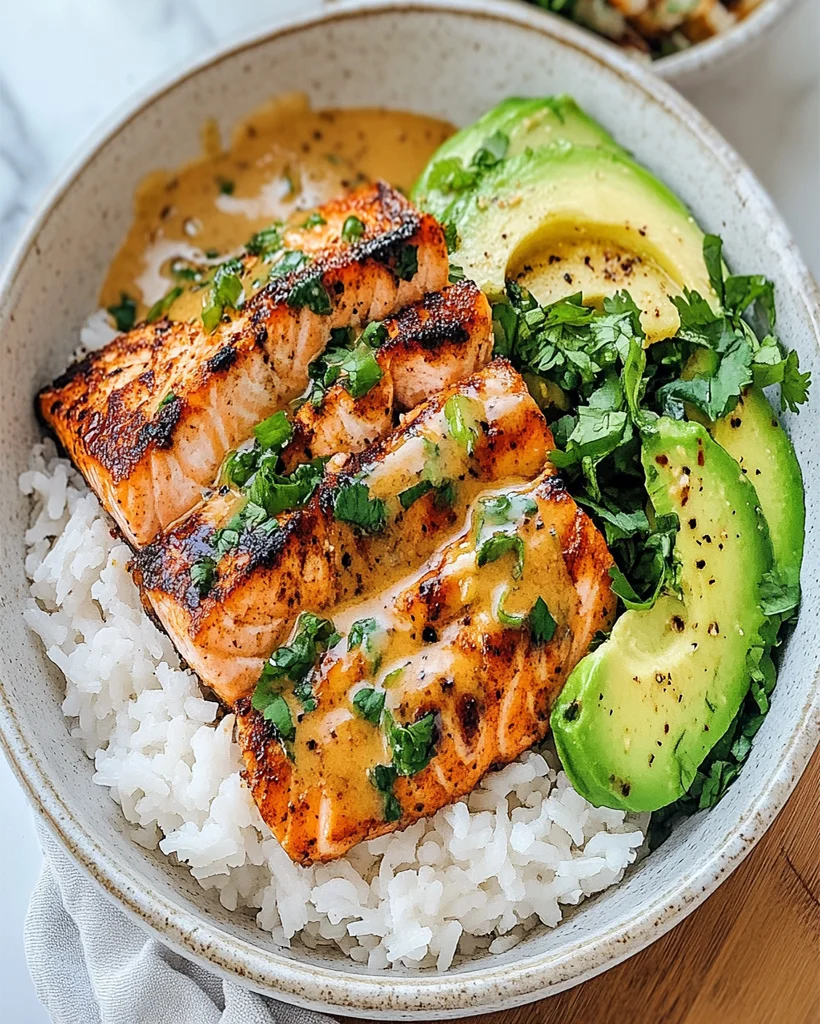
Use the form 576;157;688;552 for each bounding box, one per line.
411;96;624;223
711;387;804;597
551;419;773;813
446;146;713;339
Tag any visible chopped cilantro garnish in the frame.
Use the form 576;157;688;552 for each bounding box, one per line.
475;492;538;580
260;694;295;741
483;233;809;841
217;176;235;195
202;260;243;333
252;612;340;718
394;244;418;282
253;410;292;451
382;665;406;689
341;215;365;243
369;763;402;821
333;481;387;534
384;710;437;777
444;394;482;456
247;459;324;518
269;249;310;279
146;286;182;324
348;614;380;647
107;293;137;333
471;130;509;170
286;274;333;315
335;343;383;398
352;687;386;724
399;479;433;510
157;392;176;411
190;557;217;598
424;131;509;197
301;212;327;229
529;596;557;644
359;320;388;349
246;224;284;258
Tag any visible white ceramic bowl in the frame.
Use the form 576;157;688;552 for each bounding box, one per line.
649;0;803;83
494;0;804;83
0;1;817;1018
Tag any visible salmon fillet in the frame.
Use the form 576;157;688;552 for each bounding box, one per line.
235;469;615;864
131;360;550;705
39;182;448;546
282;280;493;467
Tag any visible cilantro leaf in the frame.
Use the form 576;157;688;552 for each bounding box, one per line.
724;274;775;330
301;212;326;229
529;596;557;644
190;557;217;598
384;710;437;777
246;459;324;518
399;479;433;510
394;244;419;282
759;566;800;616
107;293;137;332
471;130;509;170
341;215;365;243
702;233;725;305
202;260;243;332
246;224;284;258
146;286;182;324
369;763;402;821
286;273;332;315
252;612;340;717
444;394;482;455
475;492;537;580
261;694;295;741
352;687;386;724
253;410;292;452
333;481;387;534
337;343;383;398
780;349;811;412
270;249;310;278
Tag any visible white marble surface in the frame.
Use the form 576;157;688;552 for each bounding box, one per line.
0;1;817;1021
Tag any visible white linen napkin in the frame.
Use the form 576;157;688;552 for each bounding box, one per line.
25;826;335;1024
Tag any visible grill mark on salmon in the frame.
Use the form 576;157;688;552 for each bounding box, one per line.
234;469;615;864
131;361;551;706
39;182;448;547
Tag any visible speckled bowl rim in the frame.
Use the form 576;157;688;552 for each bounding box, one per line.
0;1;818;1018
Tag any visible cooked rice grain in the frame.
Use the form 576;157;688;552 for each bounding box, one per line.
21;441;647;971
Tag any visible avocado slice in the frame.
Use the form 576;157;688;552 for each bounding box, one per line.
711;387;804;602
550;418;772;812
442;145;715;343
412;96;624;223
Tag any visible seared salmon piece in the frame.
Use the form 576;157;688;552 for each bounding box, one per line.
39;182;448;546
282;280;493;467
235;469;615;864
131;360;551;705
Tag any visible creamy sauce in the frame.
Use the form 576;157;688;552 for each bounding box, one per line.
101;93;453;318
273;382;555;821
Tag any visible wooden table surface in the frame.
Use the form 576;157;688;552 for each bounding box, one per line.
395;746;820;1024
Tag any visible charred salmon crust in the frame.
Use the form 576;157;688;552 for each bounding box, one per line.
131;359;554;706
39;181;448;547
282;279;493;468
234;469;615;864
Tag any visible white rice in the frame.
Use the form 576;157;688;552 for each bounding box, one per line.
20;440;648;971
